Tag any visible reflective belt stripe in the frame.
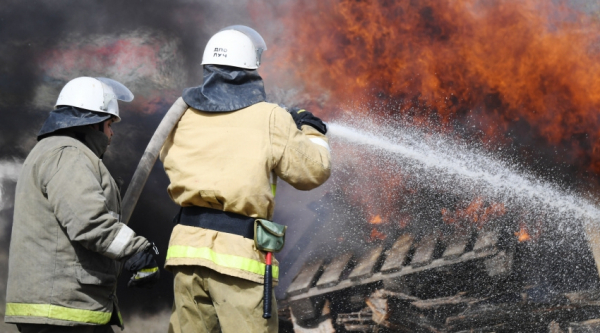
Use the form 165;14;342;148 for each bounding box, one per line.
5;303;111;324
309;137;331;152
166;245;279;278
104;225;134;259
140;267;158;273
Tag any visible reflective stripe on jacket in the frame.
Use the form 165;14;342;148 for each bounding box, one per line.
160;101;331;283
5;134;149;327
165;225;280;283
5;303;114;325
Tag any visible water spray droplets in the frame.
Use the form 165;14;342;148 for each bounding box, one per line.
328;122;600;230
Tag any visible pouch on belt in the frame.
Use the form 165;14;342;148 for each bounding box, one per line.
254;219;286;253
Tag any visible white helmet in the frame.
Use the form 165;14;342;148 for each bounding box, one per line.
201;25;267;69
55;77;134;122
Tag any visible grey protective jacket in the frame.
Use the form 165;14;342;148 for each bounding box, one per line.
4;128;149;327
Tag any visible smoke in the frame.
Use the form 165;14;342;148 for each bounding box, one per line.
0;0;298;324
0;160;21;212
0;0;330;324
0;159;22;333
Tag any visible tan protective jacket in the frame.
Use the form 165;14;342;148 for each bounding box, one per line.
5;133;149;327
161;101;331;283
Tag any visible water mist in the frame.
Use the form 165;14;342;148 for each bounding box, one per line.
328;121;600;231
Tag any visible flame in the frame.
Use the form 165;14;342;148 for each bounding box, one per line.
369;228;387;241
515;225;532;242
259;0;600;236
369;215;383;225
271;0;600;174
442;197;506;228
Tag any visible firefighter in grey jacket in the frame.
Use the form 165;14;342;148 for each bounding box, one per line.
4;77;160;333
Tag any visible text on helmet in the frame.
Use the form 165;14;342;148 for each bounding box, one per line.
214;47;228;58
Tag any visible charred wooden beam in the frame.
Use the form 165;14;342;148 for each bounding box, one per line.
583;222;600;279
472;230;499;253
287;246;499;302
277;305;294;333
411;292;478;310
335;308;375;332
564;290;600;306
286;259;324;297
569;318;600;333
289;297;326;322
290;299;336;333
316;252;353;289
412;233;440;267
349;246;384;281
366;289;446;333
381;234;414;273
446;300;600;332
442;231;472;259
483;250;514;277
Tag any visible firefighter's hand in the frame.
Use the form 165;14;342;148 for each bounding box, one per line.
124;243;160;289
288;107;327;134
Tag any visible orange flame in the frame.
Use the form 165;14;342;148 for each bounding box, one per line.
515;226;532;242
259;0;600;233
369;228;387;241
369;215;383;225
442;197;506;228
267;0;600;173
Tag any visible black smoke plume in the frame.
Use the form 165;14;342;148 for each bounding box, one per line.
0;1;305;331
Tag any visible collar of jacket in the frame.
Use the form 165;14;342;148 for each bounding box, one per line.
45;126;109;158
37;106;112;138
182;64;266;112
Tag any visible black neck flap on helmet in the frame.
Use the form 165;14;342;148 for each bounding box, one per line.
37;106;112;140
182;64;266;112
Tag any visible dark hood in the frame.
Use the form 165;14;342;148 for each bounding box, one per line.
182;65;266;112
41;126;109;159
38;106;112;139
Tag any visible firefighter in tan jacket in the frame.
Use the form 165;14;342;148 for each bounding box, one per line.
4;77;160;333
160;26;331;333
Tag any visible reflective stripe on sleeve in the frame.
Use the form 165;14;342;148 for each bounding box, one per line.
103;225;134;259
135;267;159;279
309;137;330;152
166;245;279;278
5;303;111;324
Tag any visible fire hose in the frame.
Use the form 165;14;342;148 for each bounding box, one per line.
121;97;188;225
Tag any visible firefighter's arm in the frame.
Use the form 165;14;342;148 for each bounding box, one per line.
43;147;150;260
271;107;331;190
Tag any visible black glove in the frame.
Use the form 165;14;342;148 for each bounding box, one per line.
124;243;160;289
288;107;327;134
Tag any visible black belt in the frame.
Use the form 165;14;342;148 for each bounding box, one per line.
177;206;255;239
